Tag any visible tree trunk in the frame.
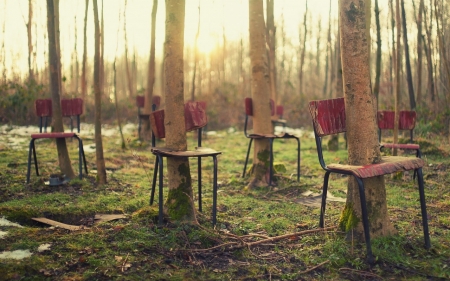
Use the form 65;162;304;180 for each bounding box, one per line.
393;0;401;156
423;2;435;105
339;0;396;241
113;60;126;149
190;3;200;102
247;0;272;189
93;0;107;184
266;0;277;104
46;0;76;179
416;0;424;105
27;0;34;81
124;0;134;100
81;0;89;114
298;1;307;96
373;0;382;104
401;0;416;110
142;0;158;141
164;0;196;223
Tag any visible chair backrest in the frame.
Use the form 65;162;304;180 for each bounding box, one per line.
61;98;83;117
308;97;346;137
377;110;416;142
276;105;284;118
244;98;276;136
35;99;52;117
150;101;207;139
136;95;161;109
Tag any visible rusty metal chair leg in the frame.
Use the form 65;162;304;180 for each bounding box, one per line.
269;139;274;185
212;155;218;226
157;155;164;225
296;138;300;182
355;177;374;264
417;168;431;249
242;138;254;178
150;158;159;205
198;156;202;212
319;171;331;228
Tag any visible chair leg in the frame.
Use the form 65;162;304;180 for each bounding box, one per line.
198;157;202;212
26;139;35;183
416;168;431;249
212;155;218;226
76;137;83;179
269;139;274;185
138;117;142;140
296;137;300;182
354;177;374;264
319;171;331;228
242;138;253;178
150;158;159;205
157;155;164;225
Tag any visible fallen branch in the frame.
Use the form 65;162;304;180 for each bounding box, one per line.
339;267;382;279
298;260;330;275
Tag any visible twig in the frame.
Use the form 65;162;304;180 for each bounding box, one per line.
121;253;129;272
298;260;330;275
339;267;382;279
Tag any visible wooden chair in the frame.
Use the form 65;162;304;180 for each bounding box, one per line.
61;98;83;133
377;110;421;157
242;98;300;185
308;97;430;263
149;101;221;225
136;95;161;139
35;99;52;133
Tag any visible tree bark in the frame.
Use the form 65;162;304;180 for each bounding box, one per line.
373;0;381;104
93;0;107;184
266;0;277;104
247;0;272;188
189;3;200;102
401;0;416;110
339;0;396;241
298;1;307;96
142;0;158;141
164;0;196;223
416;0;424;105
27;0;34;81
81;0;89;114
46;0;76;179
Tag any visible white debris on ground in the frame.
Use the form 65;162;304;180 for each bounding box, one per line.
0;217;53;259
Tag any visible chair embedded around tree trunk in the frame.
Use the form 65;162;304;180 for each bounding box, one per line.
308;97;430;264
136;95;161;140
149;101;221;225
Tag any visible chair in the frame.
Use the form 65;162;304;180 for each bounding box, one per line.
61;98;84;133
308;97;430;263
271;104;287;132
242;98;300;185
26;132;88;183
377;110;421;157
149;101;221;225
35;99;52;133
137;95;161;139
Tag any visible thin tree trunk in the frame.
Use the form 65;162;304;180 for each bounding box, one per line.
46;0;76;179
298;1;308;96
124;0;134;100
27;0;34;81
164;0;196;223
247;0;272;188
113;60;126;149
416;0;424;105
401;0;416;110
93;0;107;184
340;0;396;243
142;0;158;141
434;0;450;105
373;0;382;105
393;0;402;156
81;0;89;113
190;2;200;102
423;1;435;105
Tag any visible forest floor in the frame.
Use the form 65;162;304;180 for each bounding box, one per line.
0;123;449;280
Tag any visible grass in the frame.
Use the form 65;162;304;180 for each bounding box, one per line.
0;124;449;280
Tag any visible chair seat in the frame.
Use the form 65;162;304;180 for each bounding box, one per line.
381;143;420;150
271;118;287;124
327;156;425;178
249;132;298;139
151;146;221;157
31;132;77;139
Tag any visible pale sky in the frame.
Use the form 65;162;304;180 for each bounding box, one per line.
1;0;338;78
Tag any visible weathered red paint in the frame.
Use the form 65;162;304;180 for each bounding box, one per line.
308;97;346;137
35;99;52;117
61;98;84;116
377;110;416;130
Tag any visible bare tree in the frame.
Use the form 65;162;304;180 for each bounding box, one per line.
164;0;197;222
298;1;308;96
401;0;416;110
266;0;277;103
93;0;107;184
373;0;382;104
340;0;396;244
81;0;89;112
46;0;76;179
27;0;34;81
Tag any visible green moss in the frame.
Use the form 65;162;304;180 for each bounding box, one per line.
166;163;195;221
338;203;359;232
257;149;270;168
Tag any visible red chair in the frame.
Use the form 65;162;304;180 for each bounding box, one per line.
136;95;161;139
377;110;420;157
149;101;221;225
61;98;83;133
271;104;287;132
35;99;52;133
308;97;430;263
242;98;300;185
